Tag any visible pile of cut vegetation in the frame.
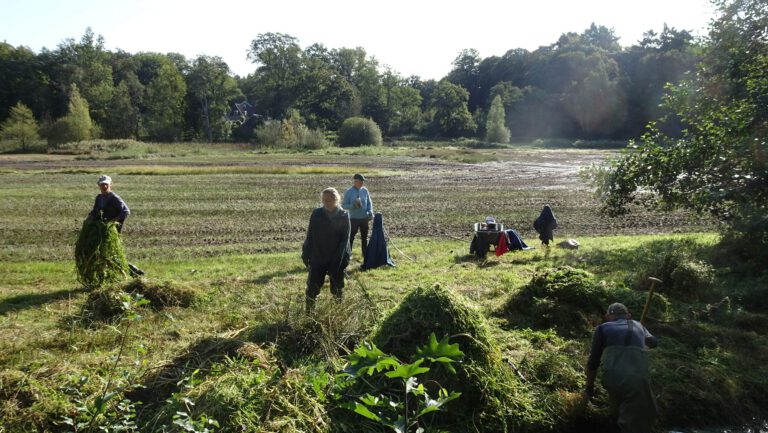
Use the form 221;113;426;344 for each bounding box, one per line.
371;284;550;432
75;218;129;289
122;278;197;309
501;266;669;337
80;278;197;322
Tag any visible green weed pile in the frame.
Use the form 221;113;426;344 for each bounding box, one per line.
122;278;197;309
502;266;669;336
372;284;550;432
501;266;610;337
74;218;129;289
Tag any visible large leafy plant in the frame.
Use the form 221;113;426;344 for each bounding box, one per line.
338;333;463;433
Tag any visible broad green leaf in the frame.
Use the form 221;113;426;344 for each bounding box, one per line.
343;341;399;378
385;359;429;379
415;333;464;374
340;402;381;421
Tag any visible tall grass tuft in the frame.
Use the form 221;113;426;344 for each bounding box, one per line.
74;219;129;289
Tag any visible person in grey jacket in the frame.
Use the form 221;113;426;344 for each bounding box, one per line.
342;173;373;257
88;175;130;232
302;187;351;313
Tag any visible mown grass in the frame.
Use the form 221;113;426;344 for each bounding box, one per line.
1;146;764;432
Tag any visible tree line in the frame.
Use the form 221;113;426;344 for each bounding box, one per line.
0;23;699;146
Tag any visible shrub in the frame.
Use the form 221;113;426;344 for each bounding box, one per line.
0;102;40;151
254;120;286;148
627;242;716;301
337;117;382;147
296;125;329;149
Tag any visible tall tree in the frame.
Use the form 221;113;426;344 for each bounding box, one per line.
447;49;482;112
187;55;242;142
1;102;39;150
485;95;510;143
48;28;114;126
103;81;139;139
597;0;768;254
247;33;303;118
143;62;186;141
431;80;476;138
47;84;94;146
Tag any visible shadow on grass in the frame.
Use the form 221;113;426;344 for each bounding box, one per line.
453;254;502;268
0;287;88;315
250;265;306;285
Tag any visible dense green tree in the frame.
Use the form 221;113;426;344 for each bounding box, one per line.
47;84;94;146
597;0;768;251
47;28;114;126
247;33;303;119
143;62;186;141
431;80;476;138
103;81;139;139
187;55;242;142
298;43;360;130
332;47;385;124
485;95;510;143
617;26;699;137
447;49;482;111
1;102;39;150
0;43;51;124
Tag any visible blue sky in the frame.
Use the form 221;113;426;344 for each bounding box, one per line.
1;0;715;79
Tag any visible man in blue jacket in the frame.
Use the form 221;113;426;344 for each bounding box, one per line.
342;173;373;257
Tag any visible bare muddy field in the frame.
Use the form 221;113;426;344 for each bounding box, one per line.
0;148;712;262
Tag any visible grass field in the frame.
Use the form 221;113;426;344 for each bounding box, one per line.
1;144;765;433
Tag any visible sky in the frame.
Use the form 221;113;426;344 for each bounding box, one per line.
1;0;716;80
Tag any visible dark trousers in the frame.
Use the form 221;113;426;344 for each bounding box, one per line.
350;218;369;256
306;263;344;311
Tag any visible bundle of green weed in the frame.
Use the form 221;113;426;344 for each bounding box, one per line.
501;267;609;337
371;284;550;432
501;266;669;337
122;278;196;309
75;218;129;289
81;289;129;323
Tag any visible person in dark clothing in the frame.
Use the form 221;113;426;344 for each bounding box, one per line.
533;204;558;246
584;303;658;433
302;187;351;313
342;173;373;258
88;175;130;232
86;175;143;276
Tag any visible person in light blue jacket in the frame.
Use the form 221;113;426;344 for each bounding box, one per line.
342;173;374;257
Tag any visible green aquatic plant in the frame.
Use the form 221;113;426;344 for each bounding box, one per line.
75;218;129;289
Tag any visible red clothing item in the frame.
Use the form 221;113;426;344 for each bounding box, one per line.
495;232;509;256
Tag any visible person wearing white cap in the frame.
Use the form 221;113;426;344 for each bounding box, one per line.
87;175;130;232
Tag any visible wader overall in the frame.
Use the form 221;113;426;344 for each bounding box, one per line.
601;320;658;433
